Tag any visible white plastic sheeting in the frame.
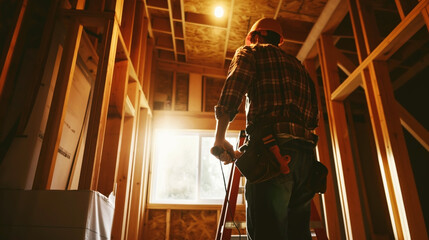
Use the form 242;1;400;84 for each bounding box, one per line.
0;190;114;240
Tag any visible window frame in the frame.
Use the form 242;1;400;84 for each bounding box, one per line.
148;129;240;206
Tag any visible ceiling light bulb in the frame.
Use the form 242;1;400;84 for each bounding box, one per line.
214;6;224;18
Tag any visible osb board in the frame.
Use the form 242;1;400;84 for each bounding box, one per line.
185;23;226;68
144;209;167;240
170;209;218;240
227;14;251;53
231;208;247;235
184;0;231;16
228;0;279;53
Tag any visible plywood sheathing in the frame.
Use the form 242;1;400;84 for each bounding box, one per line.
185;24;226;68
144;209;167;240
184;0;231;15
170;209;218;239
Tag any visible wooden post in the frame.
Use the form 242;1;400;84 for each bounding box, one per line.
97;60;129;196
79;17;119;190
365;60;428;239
318;34;366;239
420;0;429;31
304;59;343;239
120;0;137;50
33;21;83;189
0;0;27;96
111;82;139;239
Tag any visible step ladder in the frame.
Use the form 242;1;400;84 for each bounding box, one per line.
215;131;328;240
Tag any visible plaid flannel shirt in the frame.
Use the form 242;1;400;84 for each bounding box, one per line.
215;44;319;142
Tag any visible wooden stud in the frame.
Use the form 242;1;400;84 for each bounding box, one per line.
318;34;366;239
125;86;145;240
33;21;83;189
396;101;429;151
130;3;144;76
143;38;154;98
138;18;149;82
366;60;428;239
78;17;119;190
421;0;429;31
120;0;137;50
331;0;428;102
111;81;139;239
347;0;369;62
97;60;129;196
304;59;342;240
0;0;27;96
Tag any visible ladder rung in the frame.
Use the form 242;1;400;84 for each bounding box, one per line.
225;221;246;229
231;235;247;240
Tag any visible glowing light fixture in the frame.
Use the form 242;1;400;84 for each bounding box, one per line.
214;6;224;18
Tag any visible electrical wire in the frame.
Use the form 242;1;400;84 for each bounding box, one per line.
219;160;242;240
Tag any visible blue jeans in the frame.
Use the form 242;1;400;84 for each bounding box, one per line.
245;139;316;240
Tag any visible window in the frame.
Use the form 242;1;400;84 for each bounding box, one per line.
150;129;239;204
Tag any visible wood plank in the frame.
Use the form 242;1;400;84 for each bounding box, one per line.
296;0;344;61
97;60;129;196
330;0;428;101
127;107;150;240
137;17;149;82
137;109;152;240
0;0;27;96
130;3;144;76
33;21;83;189
366;60;428;239
120;0;137;50
318;34;366;239
78;17;119;190
304;59;342;240
142;38;154;99
396;101;429;151
111;82;139;239
336;49;357;76
347;0;369;62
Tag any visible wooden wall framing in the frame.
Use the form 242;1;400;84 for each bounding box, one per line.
0;0;154;239
302;0;429;239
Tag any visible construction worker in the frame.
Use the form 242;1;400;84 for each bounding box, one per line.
213;18;320;239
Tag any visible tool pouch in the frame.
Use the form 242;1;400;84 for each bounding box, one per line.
235;131;282;184
306;160;328;194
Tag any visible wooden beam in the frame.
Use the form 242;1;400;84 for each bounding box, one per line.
111;82;139;239
336;49;357;76
396;101;429;151
366;60;428;239
0;0;27;96
347;0;369;62
331;0;427;101
167;0;177;61
222;0;235;70
78;17;119;190
296;0;344;61
130;2;145;76
157;60;227;78
33;21;83;189
97;61;129;196
304;59;343;240
318;34;366;239
120;0;137;50
127;107;150;240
